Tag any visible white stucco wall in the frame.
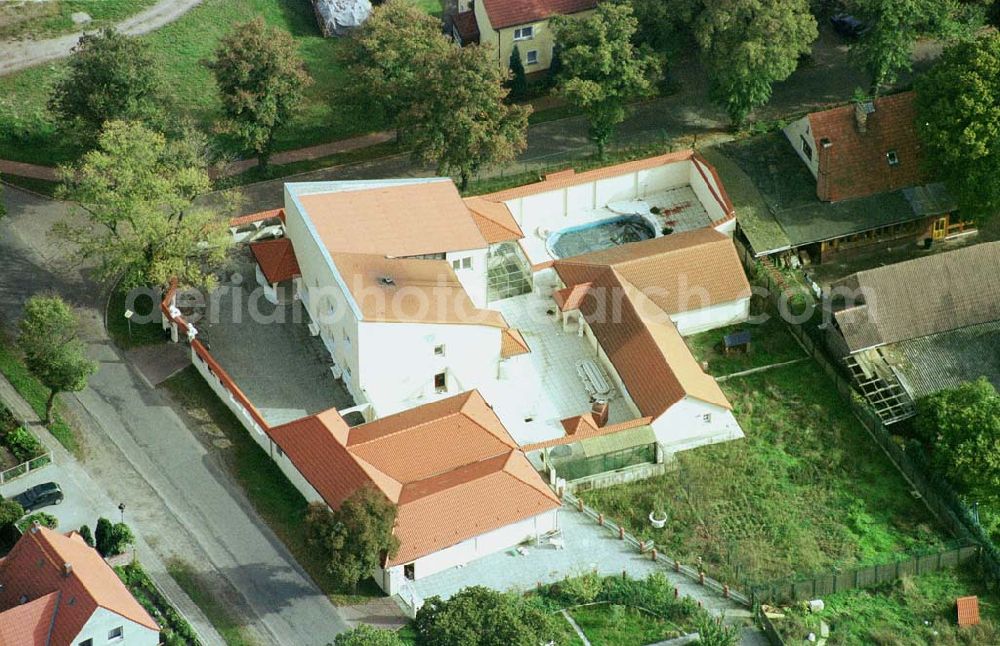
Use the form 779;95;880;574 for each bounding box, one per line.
376;508;559;594
70;608;159;646
357;321;502;417
783;116;820;178
688;156;731;223
652;398;744;454
670;297;750;336
445;248;489;308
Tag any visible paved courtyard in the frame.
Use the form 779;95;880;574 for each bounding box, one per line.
198;262;355;426
408;502;742;618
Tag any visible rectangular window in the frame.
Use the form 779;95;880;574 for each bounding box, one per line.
452;259;461;270
108;626;124;641
886;150;899;166
434;372;447;393
461;257;472;269
434;344;446;356
800;135;813;161
78;640;93;646
702;413;712;423
513;26;534;40
526;50;539;65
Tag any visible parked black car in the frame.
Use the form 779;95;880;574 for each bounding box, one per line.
830;13;865;39
13;482;64;513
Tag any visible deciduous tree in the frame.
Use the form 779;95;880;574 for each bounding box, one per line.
334;624;405;645
306;486;400;592
339;0;451;131
414;586;561;645
49;29;163;144
551;3;660;158
55;120;234;290
207;17;312;169
17;295;97;423
401;45;530;191
630;0;703;56
916;34;1000;222
695;0;817;127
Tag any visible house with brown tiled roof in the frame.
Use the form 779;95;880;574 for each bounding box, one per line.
450;0;597;74
0;525;159;646
778;92;976;263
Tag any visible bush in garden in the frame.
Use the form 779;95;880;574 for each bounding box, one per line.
17;511;58;532
79;524;94;547
335;623;406;645
4;426;44;462
0;498;24;528
95;518;133;556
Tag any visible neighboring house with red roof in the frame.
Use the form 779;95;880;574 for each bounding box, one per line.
0;525;159;646
451;0;597;73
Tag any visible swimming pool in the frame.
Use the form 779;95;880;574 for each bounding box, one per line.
547;215;656;259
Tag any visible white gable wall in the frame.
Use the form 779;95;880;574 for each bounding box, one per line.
445;248;489;308
783;116;820;178
70;607;159;646
652;397;744;454
689;156;732;223
670;297;750;336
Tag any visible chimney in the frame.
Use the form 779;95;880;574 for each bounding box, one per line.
817;138;834;202
63;563;73;577
591;401;609;428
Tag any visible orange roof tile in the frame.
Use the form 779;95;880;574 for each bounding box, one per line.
0;527;159;646
465;197;524;243
501;328;531;358
330;252;507;328
297;180;487;257
250;238;301;283
957;596;980;627
481;0;597;29
268;391;559;565
808;91;926;202
0;592;58;646
230;208;285;227
553;282;593;312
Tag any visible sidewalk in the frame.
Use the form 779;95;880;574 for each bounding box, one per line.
0;373;225;646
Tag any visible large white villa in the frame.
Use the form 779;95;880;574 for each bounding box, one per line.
163;151;751;602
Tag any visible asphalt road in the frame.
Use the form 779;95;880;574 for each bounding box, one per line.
0;185;349;645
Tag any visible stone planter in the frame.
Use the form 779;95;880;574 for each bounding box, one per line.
649;511;667;529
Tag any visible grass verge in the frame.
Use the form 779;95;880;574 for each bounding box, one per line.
0;0;158;41
167;559;258;646
0;339;81;456
0;176;59;198
584;361;948;588
160;366;382;605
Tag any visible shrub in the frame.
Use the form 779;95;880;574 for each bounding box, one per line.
3;426;44;462
692;614;740;646
0;498;24;527
79;524;94;547
17;511;58;532
415;586;562;645
96;517;133;557
334;623;405;645
115;562;200;646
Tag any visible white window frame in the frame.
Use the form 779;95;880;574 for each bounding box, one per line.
452;259;461;270
525;50;539;65
108;626;124;642
461;257;472;269
513;26;534;41
886;150;900;166
434;371;447;394
434;344;446;356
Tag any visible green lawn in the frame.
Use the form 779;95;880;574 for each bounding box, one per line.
684;312;806;377
777;564;999;645
584;362;948;588
106;288;166;350
0;1;158;41
0;0;445;166
0;340;81;456
160;366;382;605
166;559;260;646
568;604;682;645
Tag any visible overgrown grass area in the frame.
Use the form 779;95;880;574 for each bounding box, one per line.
0;0;158;41
584;361;948;588
106;288;166;350
0;339;81;456
777;564;999;645
160;366;382;605
0;0;445;166
684;310;806;377
167;559;258;646
568;604;681;645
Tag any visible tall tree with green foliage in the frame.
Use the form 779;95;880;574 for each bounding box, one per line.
17;295;97;423
916;34;1000;222
695;0;816;127
55;120;234;290
334;624;405;646
414;586;561;645
49;29;163;144
551;2;660;158
306;486;400;592
507;45;529;101
339;0;451;133
848;0;975;95
630;0;703;55
401;45;530;191
916;378;1000;532
0;499;24;528
207;17;311;169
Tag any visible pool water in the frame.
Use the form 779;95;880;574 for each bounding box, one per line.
547;215;656;259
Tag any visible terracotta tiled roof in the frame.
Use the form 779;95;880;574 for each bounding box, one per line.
554;229;744;417
0;527;159;646
553;282;593;311
296;180;488;257
808;91;926;202
0;592;58;646
957;595;980;627
523;416;654;451
501;328;531;358
481;0;597;29
452;10;480;43
267;391;560;565
330;252;508;328
464;196;523;243
832;241;1000;352
230;208;285;227
250;238;301;284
